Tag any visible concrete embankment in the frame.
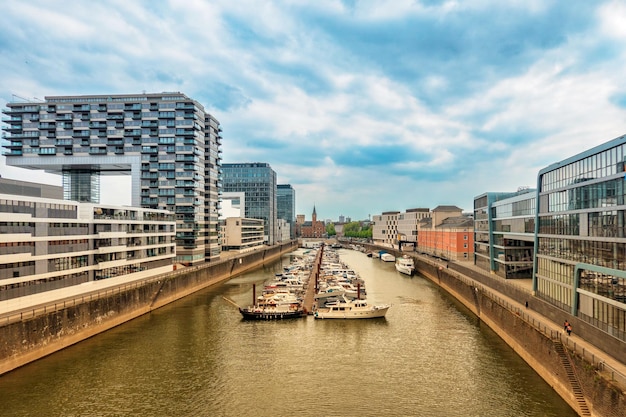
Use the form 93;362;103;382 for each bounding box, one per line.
357;243;625;417
421;258;626;417
0;242;298;376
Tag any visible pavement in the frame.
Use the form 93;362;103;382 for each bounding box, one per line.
436;257;626;391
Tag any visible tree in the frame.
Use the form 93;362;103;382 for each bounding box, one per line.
326;223;336;236
343;221;372;238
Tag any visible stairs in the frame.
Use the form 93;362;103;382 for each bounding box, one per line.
554;341;591;416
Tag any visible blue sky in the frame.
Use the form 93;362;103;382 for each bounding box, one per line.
2;1;626;221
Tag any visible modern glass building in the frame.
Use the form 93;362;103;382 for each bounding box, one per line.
221;163;277;245
534;134;626;341
277;184;295;239
474;189;536;279
2;93;222;265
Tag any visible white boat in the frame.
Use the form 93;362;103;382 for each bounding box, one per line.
395;256;415;276
381;253;395;262
314;295;390;319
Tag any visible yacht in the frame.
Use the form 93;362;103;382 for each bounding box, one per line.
314;295;390;319
395;256;415;276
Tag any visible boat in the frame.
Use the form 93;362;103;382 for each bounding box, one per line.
239;304;305;320
381;253;395;262
314;295;390;319
395;256;415;276
239;283;305;320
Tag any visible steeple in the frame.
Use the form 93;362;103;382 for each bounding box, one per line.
312;205;317;222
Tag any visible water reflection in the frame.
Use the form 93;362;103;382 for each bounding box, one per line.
0;249;576;417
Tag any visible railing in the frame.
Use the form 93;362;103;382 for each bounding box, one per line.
421;255;626;392
0;241;299;327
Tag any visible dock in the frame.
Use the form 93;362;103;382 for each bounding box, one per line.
301;245;323;314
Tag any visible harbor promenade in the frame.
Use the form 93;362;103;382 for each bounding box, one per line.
416;252;626;396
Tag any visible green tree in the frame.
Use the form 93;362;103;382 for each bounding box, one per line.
343;221;372;238
326;223;336;236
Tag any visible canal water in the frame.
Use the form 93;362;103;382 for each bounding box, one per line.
0;249;577;417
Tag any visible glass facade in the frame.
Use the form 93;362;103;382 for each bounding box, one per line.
473;190;536;279
1;93;222;265
277;184;295;239
221;163;277;245
535;135;626;341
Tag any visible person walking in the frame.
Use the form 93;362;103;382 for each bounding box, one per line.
567;324;572;336
564;320;569;332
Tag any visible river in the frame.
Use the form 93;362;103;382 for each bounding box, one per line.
0;248;576;417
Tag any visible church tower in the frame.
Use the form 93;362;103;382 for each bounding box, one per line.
312;205;317;223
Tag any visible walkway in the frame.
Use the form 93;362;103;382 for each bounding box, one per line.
428;256;626;391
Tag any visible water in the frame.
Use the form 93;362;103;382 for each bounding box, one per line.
0;249;576;417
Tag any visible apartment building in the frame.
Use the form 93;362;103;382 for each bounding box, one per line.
2;92;221;265
0;193;175;300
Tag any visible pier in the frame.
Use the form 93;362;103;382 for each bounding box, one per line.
301;245;323;314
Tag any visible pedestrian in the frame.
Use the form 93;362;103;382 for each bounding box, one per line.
525;301;528;309
567;324;572;336
563;320;569;332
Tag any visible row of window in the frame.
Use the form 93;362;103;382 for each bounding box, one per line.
540;142;626;192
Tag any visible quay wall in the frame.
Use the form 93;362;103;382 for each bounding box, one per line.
354;243;624;417
0;241;298;376
415;256;625;417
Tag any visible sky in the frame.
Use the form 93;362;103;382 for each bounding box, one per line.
2;1;626;221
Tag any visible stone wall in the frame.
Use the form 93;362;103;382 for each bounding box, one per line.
0;241;298;375
415;256;626;417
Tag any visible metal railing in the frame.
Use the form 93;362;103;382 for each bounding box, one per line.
0;241;299;327
421;255;626;391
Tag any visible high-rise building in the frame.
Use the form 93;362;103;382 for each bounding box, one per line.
221;163;277;244
277;184;295;239
2;92;222;265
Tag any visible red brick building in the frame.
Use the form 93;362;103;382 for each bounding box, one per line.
298;206;326;238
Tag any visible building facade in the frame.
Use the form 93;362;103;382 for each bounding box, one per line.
397;208;430;250
534;134;626;342
221;163;277;244
276;218;291;243
0;193;175;300
372;211;400;247
474;189;536;279
2;93;222;265
417;213;474;261
221;217;264;252
299;206;326;238
0;177;63;199
277;184;295;239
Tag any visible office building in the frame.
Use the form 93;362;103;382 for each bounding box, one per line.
534;134;626;341
221;163;277;244
397;208;430;250
372;211;400;247
0;193;175;300
277;184;295;239
2;92;222;265
474;189;536;278
221;217;264;252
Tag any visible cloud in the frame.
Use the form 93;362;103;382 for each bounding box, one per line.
2;1;626;220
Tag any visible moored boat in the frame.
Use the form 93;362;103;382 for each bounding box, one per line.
314;295;390;319
239;283;306;320
395;255;415;276
239;305;305;320
381;253;395;262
